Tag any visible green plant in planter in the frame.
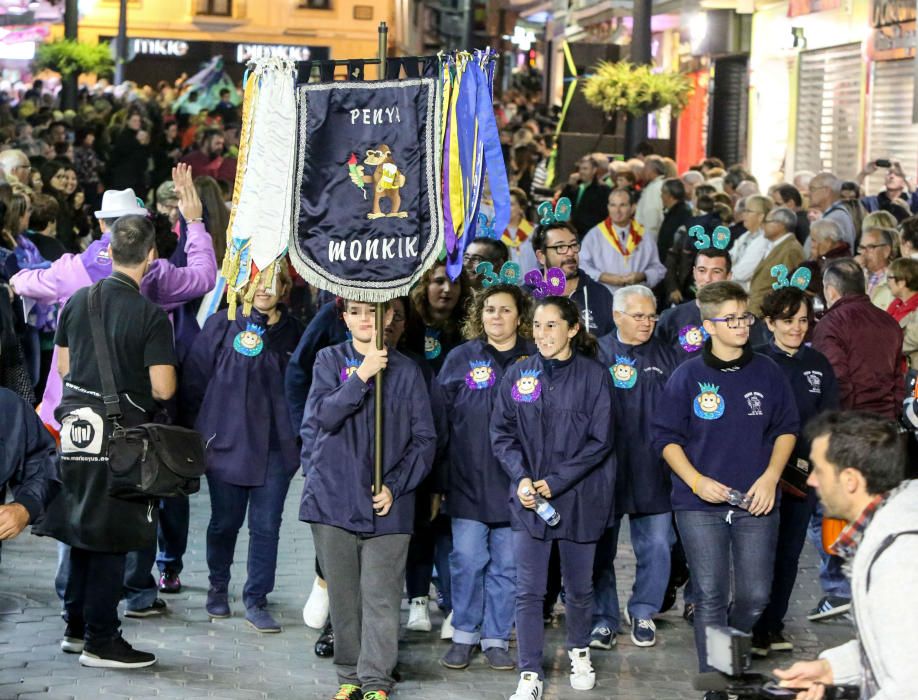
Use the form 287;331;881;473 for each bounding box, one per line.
34;39;114;79
583;61;693;117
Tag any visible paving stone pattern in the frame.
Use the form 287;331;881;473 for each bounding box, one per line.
0;475;852;699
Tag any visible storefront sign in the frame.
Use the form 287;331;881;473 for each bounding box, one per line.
787;0;840;18
236;43;312;63
868;20;916;60
131;38;190;58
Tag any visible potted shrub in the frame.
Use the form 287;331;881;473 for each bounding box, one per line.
583;61;692;117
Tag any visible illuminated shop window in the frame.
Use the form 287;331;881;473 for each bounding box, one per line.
196;0;232;16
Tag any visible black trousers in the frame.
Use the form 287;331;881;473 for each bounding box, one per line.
64;547;125;646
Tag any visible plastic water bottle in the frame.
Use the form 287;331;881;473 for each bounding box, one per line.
726;489;752;510
523;486;561;527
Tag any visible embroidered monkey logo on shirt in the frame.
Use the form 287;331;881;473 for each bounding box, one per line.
340;357;361;382
465;360;496;390
233;323;266;357
610;355;638;389
694;382;725;420
679;324;709;353
424;327;442;360
512;369;542;403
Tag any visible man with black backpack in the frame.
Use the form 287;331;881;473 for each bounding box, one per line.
34;215;177;669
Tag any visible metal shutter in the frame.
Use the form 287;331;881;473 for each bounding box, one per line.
865;59;918;194
708;56;748;167
794;44;862;180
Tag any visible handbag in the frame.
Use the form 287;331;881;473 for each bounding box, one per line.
88;282;206;502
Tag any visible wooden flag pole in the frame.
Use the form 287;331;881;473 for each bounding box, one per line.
373;21;388;497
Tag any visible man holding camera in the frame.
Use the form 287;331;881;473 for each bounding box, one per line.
775;412;918;699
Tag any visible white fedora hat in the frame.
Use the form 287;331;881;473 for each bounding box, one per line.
94;188;148;219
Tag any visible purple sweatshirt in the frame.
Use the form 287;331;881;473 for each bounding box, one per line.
10;221;217;428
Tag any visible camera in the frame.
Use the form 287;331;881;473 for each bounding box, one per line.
706;625;752;676
875;158;892;168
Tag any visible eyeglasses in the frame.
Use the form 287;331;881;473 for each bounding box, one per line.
709;312;755;329
545;242;581;255
887;275;898;282
463;253;491;265
618;311;659;323
858;243;890;252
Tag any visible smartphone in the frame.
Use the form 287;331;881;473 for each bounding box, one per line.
875;158;892;168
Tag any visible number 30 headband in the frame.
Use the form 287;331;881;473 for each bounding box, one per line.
771;264;812;291
476;261;566;299
689;224;731;250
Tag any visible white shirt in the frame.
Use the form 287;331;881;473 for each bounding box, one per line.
731;228;769;290
635;176;665;241
579;220;667;294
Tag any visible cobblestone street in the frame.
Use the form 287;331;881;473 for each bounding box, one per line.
0;476;852;700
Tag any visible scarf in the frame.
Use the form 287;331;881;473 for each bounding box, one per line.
597;218;644;258
501;219;533;248
887;294;918;323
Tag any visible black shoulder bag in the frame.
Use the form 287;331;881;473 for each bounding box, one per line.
88;282;206;502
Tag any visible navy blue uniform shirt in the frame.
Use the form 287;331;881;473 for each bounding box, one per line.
491;351;615;543
597;333;679;515
433;337;535;525
299;341;436;535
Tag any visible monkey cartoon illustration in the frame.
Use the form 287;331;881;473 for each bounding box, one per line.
348;144;408;219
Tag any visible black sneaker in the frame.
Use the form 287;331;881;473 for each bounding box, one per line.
807;596;851;621
79;636;156;668
751;630;770;658
703;692;728;700
61;623;84;654
769;631;793;652
683;602;695;626
315;620;334;658
588;625;615;650
124;598;168;618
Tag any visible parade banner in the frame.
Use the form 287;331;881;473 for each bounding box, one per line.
289;78;443;301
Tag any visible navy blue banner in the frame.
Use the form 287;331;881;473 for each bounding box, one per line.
290;78;443;301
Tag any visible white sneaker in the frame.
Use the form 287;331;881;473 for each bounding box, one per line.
509;671;543;700
406;596;432;632
302;577;329;629
569;647;596;690
440;610;454;640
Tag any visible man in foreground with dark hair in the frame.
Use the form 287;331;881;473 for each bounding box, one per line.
776;411;918;699
35;214;178;669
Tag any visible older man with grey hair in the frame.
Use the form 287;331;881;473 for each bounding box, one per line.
0;149;32;186
591;284;679;651
681;171;705;203
801;219;851;298
747;206;806;316
809;172;856;251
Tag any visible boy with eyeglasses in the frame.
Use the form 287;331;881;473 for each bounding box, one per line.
531;220;614;337
651;281;799;699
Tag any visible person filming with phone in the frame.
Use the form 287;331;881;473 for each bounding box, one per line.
774;411;918;700
855;160;912;223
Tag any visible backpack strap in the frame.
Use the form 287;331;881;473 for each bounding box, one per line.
87;281;123;423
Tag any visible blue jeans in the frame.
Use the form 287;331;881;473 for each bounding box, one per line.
123;544;158;611
807;502;851;599
406;513;452;610
593;512;675;630
449;518;516;650
676;508;779;672
156;495;190;575
206;452;293;609
514;531;595;679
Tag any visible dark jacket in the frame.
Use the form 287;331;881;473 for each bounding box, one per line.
299;341;436;535
0;387;59;525
755;342;840;465
799;242;850;299
657;201;694;265
811;294;905;418
284;301;348;434
433;337;536;524
597;333;679;515
562;180;612;239
662;212;724;300
490;352;616;542
181;307;303;486
651;343;800;512
570;269;615;337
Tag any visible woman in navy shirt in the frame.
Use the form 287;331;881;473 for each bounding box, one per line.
435;284;534;672
491;296;615;700
181;264;303;633
751;286;838;657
